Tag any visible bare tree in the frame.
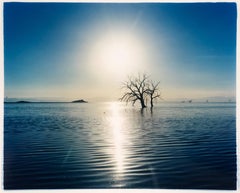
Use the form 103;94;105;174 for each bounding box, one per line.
120;73;162;108
120;74;149;108
146;80;161;108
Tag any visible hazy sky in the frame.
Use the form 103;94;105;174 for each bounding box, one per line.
4;2;236;101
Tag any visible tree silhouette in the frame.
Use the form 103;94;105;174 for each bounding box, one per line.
120;73;162;108
146;80;161;108
120;74;148;108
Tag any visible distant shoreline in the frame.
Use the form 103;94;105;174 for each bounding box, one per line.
4;102;73;103
4;101;236;104
4;100;88;104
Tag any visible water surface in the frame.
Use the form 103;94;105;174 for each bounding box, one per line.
4;102;236;189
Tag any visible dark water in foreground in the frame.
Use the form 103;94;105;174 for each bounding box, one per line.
4;102;236;189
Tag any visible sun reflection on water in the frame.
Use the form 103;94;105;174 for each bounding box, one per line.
109;102;126;174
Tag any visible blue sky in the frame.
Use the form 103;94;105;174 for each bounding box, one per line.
4;2;236;101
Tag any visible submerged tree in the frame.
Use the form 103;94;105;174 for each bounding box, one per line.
120;74;148;108
120;73;161;108
146;80;161;108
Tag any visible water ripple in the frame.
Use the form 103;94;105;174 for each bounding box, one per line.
4;102;236;189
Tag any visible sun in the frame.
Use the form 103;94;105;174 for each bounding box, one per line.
88;30;148;81
98;35;135;69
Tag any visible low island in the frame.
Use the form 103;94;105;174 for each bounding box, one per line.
16;101;31;103
72;99;88;103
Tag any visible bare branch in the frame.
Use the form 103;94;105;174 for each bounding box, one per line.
119;73;162;108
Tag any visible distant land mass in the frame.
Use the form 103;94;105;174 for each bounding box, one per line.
4;99;89;103
16;101;31;103
3;96;235;103
72;99;88;103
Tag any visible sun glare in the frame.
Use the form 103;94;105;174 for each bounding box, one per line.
98;35;135;67
88;30;149;81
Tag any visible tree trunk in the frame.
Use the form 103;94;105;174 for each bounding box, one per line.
150;98;153;108
140;98;146;108
150;93;154;108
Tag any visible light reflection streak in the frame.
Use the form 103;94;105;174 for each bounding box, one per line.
109;102;126;174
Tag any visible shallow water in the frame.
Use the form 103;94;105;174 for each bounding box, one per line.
4;102;236;189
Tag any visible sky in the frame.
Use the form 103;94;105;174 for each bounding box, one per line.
4;2;237;102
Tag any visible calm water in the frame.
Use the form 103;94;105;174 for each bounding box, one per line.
4;102;236;189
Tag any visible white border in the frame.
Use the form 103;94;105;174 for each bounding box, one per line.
1;0;238;193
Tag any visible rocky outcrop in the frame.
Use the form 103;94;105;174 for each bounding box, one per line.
72;99;88;103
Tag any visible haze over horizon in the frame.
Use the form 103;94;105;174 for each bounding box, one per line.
4;95;236;103
4;3;236;102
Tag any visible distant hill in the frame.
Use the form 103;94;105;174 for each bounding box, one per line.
72;99;88;103
16;101;31;103
4;101;31;103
